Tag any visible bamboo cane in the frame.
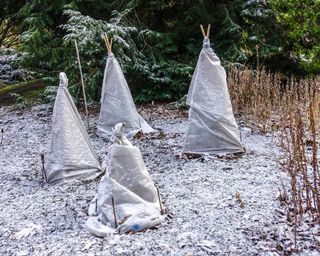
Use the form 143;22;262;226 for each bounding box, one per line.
103;37;109;52
104;33;109;51
74;40;90;130
103;33;110;52
104;33;113;54
200;24;206;38
109;38;113;53
206;24;211;38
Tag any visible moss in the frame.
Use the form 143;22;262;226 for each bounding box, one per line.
0;79;47;105
0;80;42;95
0;79;45;96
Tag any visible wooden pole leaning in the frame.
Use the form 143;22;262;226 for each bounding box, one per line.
103;33;113;54
200;24;206;38
103;34;109;52
200;24;211;38
206;24;211;38
109;38;113;53
74;40;90;130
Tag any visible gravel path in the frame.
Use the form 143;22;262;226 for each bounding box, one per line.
0;104;283;255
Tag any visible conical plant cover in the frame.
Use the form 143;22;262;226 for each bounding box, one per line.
97;53;156;139
86;124;164;236
45;72;102;185
183;38;244;155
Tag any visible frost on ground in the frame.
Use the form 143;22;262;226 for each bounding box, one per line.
0;104;314;255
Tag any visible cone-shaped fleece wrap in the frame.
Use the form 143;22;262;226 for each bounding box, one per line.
86;124;164;236
45;72;102;185
183;38;244;155
97;53;156;139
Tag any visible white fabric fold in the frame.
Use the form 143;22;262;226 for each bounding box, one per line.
45;72;102;185
183;38;244;154
86;128;164;236
97;53;156;139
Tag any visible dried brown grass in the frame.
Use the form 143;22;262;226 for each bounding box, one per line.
228;65;320;132
227;65;320;249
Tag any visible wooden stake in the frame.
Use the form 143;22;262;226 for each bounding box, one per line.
0;128;3;145
74;40;90;130
111;197;118;228
103;33;110;52
40;154;47;183
156;187;164;215
95;198;98;213
104;33;113;54
104;33;110;45
200;24;206;38
109;38;113;53
206;24;211;38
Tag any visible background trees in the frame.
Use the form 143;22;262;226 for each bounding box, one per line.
1;0;319;102
0;0;25;47
271;0;320;74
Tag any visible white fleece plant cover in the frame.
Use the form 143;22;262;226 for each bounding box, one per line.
183;38;244;155
45;72;102;185
86;124;164;236
97;53;156;139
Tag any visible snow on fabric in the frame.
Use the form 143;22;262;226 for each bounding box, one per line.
86;123;164;236
45;72;102;185
183;37;244;155
97;53;156;139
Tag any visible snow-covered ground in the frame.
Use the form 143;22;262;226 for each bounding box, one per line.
0;104;313;255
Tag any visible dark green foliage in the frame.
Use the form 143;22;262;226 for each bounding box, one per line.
1;0;318;103
131;61;192;102
18;1;70;75
271;0;320;74
0;0;25;47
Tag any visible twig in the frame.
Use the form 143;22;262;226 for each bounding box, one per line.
74;40;90;130
111;197;118;228
40;154;47;183
156;187;164;215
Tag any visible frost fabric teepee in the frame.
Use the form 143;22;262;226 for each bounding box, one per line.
97;34;156;139
86;123;164;236
45;72;102;185
183;25;244;155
